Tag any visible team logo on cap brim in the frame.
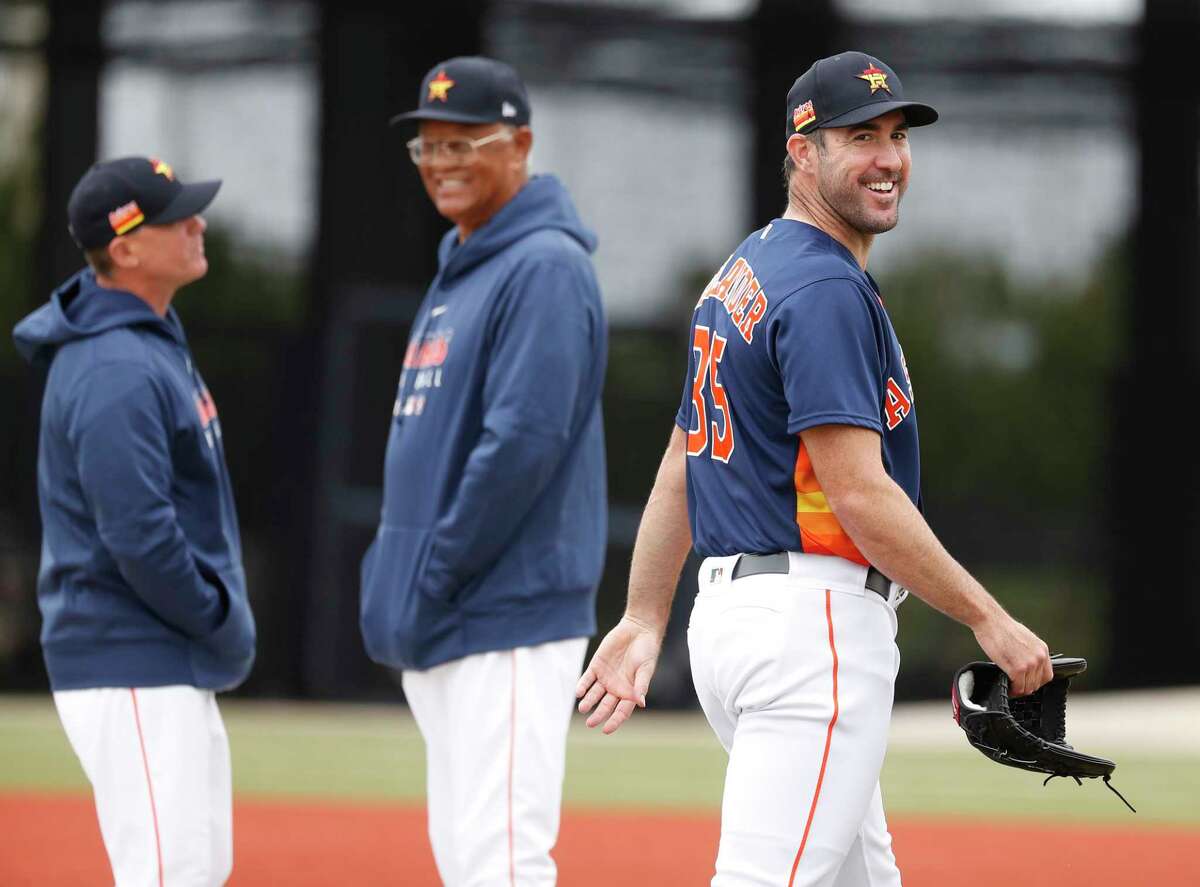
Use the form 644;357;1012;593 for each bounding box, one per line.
857;64;891;94
793;100;816;131
427;70;455;102
108;200;144;236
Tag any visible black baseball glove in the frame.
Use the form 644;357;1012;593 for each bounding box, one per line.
951;655;1135;812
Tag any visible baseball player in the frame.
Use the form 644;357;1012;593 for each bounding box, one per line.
576;52;1054;886
360;57;608;885
12;157;255;886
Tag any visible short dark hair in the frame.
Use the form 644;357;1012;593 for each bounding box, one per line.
84;245;114;277
781;129;826;192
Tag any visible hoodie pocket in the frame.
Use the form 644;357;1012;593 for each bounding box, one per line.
360;526;458;669
190;569;256;691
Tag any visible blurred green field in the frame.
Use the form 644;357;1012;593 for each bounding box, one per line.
2;694;1196;827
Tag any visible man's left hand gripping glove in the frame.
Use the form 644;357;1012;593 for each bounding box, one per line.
951;656;1135;812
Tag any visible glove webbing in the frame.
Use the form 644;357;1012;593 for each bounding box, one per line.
1009;677;1068;743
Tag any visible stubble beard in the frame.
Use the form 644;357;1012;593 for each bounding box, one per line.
818;169;902;236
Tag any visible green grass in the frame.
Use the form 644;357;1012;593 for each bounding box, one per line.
2;696;1195;827
880;748;1195;826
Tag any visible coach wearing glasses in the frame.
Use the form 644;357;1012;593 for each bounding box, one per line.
360;56;608;886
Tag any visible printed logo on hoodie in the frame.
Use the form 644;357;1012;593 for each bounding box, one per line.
195;386;222;449
394;327;453;418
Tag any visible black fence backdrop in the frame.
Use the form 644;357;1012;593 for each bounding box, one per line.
1;0;1197;702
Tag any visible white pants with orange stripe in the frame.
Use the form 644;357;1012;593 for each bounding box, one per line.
689;553;904;887
401;637;588;887
53;685;233;887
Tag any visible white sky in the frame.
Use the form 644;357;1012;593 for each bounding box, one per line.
534;0;1142;23
836;0;1140;22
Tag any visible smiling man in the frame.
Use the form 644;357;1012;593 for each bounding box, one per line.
577;52;1054;886
13;157;255;886
362;57;608;886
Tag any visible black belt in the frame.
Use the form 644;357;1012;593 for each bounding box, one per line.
730;552;892;601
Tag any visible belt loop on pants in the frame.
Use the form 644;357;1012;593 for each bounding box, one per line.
729;552;896;603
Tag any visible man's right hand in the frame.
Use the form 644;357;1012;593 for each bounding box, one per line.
972;613;1053;697
575;615;663;734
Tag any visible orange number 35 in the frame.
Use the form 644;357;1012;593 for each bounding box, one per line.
687;324;735;463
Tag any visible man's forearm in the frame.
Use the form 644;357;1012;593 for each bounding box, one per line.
802;423;1050;694
625;429;692;635
831;476;1005;630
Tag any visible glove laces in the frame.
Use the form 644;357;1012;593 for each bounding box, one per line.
1042;773;1136;813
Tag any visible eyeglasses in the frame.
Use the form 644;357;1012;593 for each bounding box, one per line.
406;129;513;165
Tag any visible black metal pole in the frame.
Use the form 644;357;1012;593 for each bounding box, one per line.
35;0;103;309
299;1;486;697
1106;0;1200;686
749;0;839;230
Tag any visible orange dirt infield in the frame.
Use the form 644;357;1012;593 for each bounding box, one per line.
2;792;1198;885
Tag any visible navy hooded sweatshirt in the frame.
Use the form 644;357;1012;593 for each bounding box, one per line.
360;175;608;670
12;269;255;691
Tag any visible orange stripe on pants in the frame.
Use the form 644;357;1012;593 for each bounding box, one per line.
130;689;165;887
788;589;840;887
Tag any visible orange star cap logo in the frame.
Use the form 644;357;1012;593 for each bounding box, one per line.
857;63;891;94
149;157;174;180
427;70;456;103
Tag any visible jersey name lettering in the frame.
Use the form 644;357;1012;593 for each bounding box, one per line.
696;257;769;345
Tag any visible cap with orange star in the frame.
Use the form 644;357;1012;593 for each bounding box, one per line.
67;156;221;250
390;56;531;128
783;51;938;142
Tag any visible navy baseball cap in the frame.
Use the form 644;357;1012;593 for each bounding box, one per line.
67;156;221;250
786;51;938;141
389;56;531;127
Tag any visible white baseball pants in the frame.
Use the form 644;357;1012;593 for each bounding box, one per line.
689;553;904;887
53;685;233;887
402;636;588;887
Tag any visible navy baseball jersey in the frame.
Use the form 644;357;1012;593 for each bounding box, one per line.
674;219;920;564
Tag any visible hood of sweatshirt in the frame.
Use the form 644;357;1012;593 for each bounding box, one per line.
436;174;598;285
13;268;182;368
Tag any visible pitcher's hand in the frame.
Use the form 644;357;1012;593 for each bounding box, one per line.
973;614;1052;697
575;615;663;734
